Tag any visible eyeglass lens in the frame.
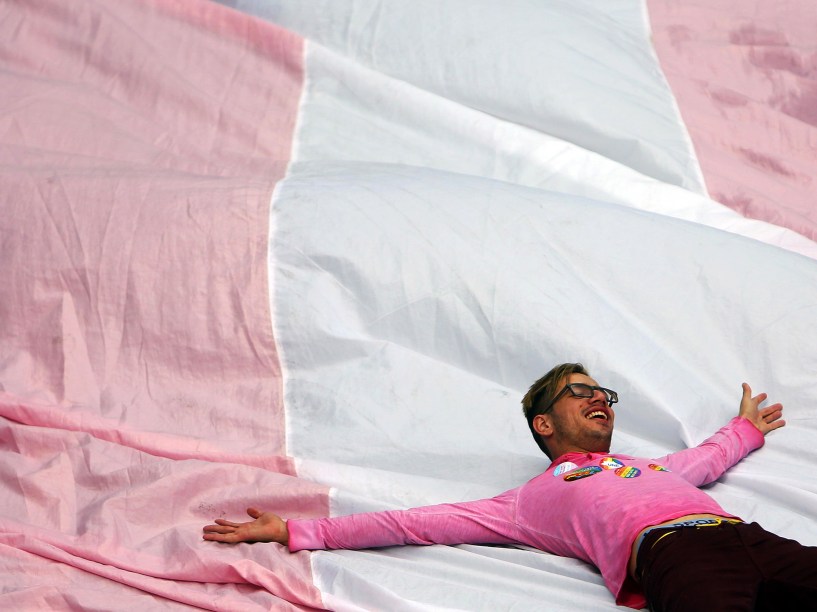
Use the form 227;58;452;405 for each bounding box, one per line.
568;384;617;404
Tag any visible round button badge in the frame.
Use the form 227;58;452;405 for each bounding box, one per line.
615;466;641;479
553;461;579;476
600;457;624;470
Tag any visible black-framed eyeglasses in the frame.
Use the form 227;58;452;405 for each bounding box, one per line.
538;383;618;414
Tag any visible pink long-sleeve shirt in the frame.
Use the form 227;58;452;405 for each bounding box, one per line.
288;417;764;609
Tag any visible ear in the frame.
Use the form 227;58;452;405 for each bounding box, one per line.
532;413;554;438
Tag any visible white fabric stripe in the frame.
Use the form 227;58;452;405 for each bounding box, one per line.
292;38;817;258
221;0;704;190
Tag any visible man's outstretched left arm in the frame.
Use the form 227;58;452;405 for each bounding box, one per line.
659;383;784;486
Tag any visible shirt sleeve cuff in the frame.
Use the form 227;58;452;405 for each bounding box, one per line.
734;415;765;451
286;518;326;552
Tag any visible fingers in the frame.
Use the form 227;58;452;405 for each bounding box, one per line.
203;531;239;543
247;507;263;519
203;524;237;534
202;524;240;543
760;403;783;418
760;404;785;428
742;384;768;406
214;519;242;527
767;418;786;431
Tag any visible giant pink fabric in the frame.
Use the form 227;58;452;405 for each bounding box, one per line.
0;0;327;608
648;0;817;241
288;417;764;609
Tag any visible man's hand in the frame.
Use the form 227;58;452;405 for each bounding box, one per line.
202;507;289;545
739;383;785;436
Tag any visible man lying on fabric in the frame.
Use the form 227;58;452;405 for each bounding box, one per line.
203;362;817;611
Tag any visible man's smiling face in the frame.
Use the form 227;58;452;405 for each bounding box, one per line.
533;373;615;458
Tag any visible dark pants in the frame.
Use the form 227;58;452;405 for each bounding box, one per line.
637;522;817;611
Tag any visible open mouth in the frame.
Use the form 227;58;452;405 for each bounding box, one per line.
586;410;609;421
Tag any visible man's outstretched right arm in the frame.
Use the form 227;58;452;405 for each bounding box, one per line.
203;490;522;552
